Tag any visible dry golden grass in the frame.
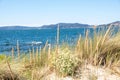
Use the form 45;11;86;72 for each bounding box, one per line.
0;25;120;80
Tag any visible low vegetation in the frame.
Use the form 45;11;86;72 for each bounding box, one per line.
0;26;120;80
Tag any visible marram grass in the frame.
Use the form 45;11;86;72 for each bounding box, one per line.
0;26;120;80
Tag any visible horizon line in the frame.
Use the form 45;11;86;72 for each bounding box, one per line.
0;21;119;27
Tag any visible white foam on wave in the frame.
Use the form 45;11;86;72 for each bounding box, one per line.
31;41;42;45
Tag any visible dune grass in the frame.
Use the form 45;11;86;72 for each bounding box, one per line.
0;26;120;80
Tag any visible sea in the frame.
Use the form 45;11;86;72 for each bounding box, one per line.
0;27;119;54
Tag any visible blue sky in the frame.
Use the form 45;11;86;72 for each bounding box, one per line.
0;0;120;26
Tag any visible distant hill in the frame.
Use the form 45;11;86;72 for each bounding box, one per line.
98;21;120;27
0;26;36;30
107;21;120;26
0;21;120;30
40;23;91;29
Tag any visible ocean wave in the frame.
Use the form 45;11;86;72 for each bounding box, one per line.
26;41;42;45
32;41;42;45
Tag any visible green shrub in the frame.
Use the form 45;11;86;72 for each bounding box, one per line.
0;54;6;62
52;48;80;76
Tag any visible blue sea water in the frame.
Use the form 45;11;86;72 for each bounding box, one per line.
0;27;119;54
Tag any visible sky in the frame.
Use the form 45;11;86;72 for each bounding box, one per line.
0;0;120;26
